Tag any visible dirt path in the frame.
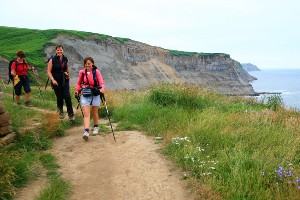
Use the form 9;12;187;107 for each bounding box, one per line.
50;121;195;200
14;119;195;200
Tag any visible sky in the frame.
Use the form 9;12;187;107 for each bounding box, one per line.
1;0;299;70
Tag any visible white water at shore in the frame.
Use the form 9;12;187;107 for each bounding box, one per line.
249;69;300;110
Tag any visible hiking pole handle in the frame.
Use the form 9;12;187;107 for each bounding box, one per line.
74;92;84;117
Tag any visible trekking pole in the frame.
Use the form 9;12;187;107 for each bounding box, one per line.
100;92;116;142
12;85;14;100
45;78;49;90
75;93;84;117
32;68;43;100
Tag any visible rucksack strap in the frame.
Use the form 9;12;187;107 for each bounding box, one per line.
81;67;98;87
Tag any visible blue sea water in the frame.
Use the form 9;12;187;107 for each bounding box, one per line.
248;69;300;110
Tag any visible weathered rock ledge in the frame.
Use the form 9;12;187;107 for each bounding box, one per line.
43;36;257;96
0;91;16;146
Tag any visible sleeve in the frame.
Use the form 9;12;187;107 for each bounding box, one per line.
25;63;30;71
11;62;16;72
75;70;84;93
96;69;105;89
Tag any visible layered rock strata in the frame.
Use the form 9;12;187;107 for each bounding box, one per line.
45;36;256;95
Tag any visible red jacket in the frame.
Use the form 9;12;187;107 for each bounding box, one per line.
11;60;29;76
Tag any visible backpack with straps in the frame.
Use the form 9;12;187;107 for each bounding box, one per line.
8;59;25;84
44;55;68;89
81;66;101;97
8;60;16;84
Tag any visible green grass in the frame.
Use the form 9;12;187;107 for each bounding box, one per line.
35;176;71;200
0;84;82;199
113;83;300;199
168;49;230;59
0;26;129;74
1;82;297;199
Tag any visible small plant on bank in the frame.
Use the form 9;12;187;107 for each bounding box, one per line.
261;165;300;198
260;94;284;111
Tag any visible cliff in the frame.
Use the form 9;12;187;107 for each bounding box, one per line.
42;35;257;95
241;63;261;71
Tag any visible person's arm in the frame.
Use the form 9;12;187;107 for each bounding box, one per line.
75;70;83;94
64;60;70;79
27;63;34;71
96;70;105;92
11;62;16;76
47;59;58;86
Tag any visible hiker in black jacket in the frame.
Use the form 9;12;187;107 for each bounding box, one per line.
47;45;74;121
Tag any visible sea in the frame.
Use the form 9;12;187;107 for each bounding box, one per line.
248;69;300;110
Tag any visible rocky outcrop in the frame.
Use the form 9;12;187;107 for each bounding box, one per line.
0;35;257;95
43;36;257;95
0;91;16;147
241;63;261;71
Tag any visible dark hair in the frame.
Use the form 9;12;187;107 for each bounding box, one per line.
55;45;64;50
84;57;94;65
16;50;26;58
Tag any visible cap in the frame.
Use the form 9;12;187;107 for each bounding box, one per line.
16;50;26;58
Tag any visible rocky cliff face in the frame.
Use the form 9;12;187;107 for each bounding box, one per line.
43;36;256;95
0;35;257;95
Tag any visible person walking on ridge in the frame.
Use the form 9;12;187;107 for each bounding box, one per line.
75;56;105;140
47;45;75;121
10;50;35;106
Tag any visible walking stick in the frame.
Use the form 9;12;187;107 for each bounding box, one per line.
45;78;50;90
100;92;116;142
75;94;84;117
32;68;43;100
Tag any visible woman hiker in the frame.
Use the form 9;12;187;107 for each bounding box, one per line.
75;56;105;140
10;50;35;106
47;45;75;121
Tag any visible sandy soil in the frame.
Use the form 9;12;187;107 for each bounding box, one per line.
15;120;195;200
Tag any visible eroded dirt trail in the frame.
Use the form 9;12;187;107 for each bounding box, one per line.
51;122;195;200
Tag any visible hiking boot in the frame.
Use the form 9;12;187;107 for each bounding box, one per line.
25;101;33;107
17;101;22;105
59;113;64;119
83;131;89;141
69;115;75;122
92;127;99;136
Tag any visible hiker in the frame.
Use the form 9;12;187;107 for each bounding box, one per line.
47;45;75;121
10;50;35;106
75;57;105;140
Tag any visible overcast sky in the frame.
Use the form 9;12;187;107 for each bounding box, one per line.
1;0;299;69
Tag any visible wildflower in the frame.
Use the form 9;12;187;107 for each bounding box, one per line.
262;171;265;176
286;170;292;177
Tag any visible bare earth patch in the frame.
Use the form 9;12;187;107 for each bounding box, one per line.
51;124;195;200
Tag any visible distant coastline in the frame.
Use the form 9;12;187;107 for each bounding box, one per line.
241;63;261;71
249;69;300;110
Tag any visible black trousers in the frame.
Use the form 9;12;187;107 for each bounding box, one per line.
52;74;74;116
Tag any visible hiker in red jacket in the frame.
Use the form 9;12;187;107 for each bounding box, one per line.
75;56;105;140
10;50;34;106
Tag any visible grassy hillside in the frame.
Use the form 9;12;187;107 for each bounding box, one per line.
0;26;227;79
113;84;300;199
0;26;129;71
1;82;300;199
